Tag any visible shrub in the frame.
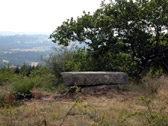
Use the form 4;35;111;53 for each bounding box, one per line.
41;46;89;77
11;66;59;99
0;69;18;85
119;96;168;126
29;66;58;91
56;84;68;93
30;75;57;92
11;77;34;99
41;46;75;77
140;76;162;95
0;93;8;107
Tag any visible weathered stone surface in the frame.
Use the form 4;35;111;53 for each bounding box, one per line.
61;72;128;86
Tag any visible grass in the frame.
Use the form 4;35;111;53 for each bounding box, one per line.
0;75;168;126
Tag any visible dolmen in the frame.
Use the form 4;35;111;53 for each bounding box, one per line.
61;72;129;94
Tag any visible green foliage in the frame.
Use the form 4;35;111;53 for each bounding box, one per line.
11;66;60;98
41;46;92;76
139;76;162;95
19;64;35;77
56;84;68;93
62;47;89;71
29;66;58;91
11;77;34;99
0;66;18;85
0;93;8;107
50;0;168;79
41;47;74;77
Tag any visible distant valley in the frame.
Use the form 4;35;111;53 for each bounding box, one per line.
0;33;86;67
0;34;55;66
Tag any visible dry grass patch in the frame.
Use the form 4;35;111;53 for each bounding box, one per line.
1;76;168;126
30;88;43;99
0;92;141;126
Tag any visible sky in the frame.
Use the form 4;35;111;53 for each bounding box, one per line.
0;0;102;34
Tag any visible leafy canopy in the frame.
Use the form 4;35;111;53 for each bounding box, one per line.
50;0;168;78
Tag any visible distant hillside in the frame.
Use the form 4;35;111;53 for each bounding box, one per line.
0;34;55;66
0;34;86;67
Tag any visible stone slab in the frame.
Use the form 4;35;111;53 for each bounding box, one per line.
61;72;128;86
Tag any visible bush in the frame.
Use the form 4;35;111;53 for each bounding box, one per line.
0;93;8;107
41;46;90;77
0;68;18;85
140;76;162;95
11;66;59;99
119;96;168;126
11;77;34;99
30;75;57;92
29;66;58;91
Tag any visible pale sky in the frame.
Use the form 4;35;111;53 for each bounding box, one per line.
0;0;102;34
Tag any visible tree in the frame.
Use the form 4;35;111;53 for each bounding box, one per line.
50;0;168;78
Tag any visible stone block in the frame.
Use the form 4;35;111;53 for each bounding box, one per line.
61;72;128;86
